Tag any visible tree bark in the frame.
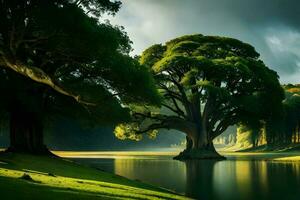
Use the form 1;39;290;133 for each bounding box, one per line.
6;109;50;155
174;125;225;160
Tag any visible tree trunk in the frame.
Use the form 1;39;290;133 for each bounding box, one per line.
6;109;50;155
186;136;193;151
174;127;225;160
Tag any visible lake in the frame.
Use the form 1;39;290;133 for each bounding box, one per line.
57;151;300;200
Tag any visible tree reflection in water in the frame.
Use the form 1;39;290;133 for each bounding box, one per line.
71;155;300;200
184;160;300;200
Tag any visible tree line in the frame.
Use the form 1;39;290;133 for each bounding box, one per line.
245;84;300;149
215;84;300;150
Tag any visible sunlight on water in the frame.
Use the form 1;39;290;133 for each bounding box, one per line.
235;161;252;198
213;161;237;199
292;162;300;176
54;151;179;159
68;152;300;200
260;162;269;192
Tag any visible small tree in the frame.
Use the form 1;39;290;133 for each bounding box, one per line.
115;34;284;160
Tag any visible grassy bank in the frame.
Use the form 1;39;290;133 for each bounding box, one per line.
0;153;190;200
273;156;300;161
218;143;300;154
218;151;300;162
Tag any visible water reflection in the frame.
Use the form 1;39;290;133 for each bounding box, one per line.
185;160;300;200
114;158;186;193
185;160;216;199
72;156;300;200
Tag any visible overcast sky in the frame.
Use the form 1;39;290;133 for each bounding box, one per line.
107;0;300;83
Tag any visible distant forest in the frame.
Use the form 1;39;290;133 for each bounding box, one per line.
215;84;300;150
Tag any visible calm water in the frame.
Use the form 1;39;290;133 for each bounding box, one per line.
70;153;300;200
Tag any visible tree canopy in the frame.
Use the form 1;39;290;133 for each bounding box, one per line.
115;34;284;159
0;0;160;122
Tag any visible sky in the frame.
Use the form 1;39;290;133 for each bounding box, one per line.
106;0;300;83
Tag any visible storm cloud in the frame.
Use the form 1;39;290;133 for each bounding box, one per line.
108;0;300;83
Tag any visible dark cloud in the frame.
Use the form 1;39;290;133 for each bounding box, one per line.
108;0;300;83
198;0;300;28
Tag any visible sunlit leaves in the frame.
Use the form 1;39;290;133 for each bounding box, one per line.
140;44;166;68
114;123;158;141
114;124;142;141
136;34;283;139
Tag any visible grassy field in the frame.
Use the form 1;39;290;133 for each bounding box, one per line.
221;143;300;153
273;156;300;161
217;151;300;163
0;152;190;200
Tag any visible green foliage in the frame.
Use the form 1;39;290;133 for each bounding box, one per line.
235;125;253;149
0;0;160;128
280;84;300;142
116;34;284;143
237;84;300;147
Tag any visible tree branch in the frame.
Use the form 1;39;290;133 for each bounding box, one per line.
133;111;196;136
136;122;167;134
1;56;96;106
161;102;186;118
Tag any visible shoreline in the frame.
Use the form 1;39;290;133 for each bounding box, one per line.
0;152;190;200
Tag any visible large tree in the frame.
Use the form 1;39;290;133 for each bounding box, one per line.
115;34;284;160
0;0;160;154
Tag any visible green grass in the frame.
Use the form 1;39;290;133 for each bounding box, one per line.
235;144;300;153
0;153;190;200
273;156;300;161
